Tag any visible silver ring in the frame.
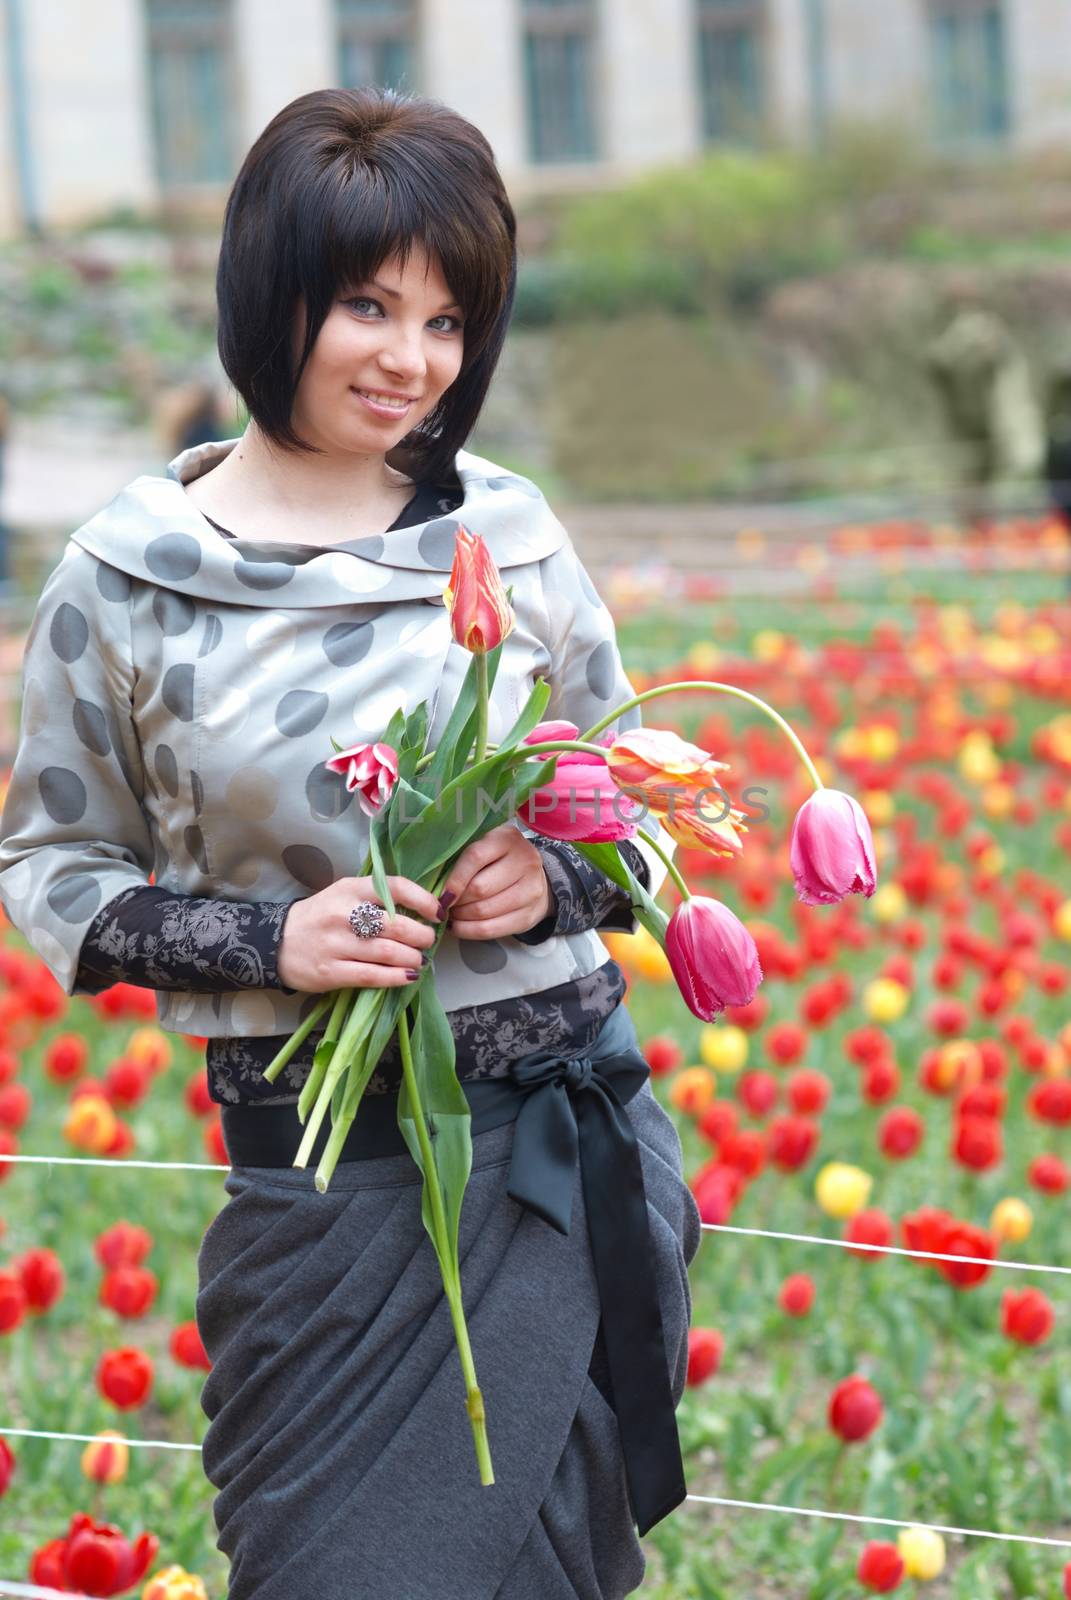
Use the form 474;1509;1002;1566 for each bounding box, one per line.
349;901;385;940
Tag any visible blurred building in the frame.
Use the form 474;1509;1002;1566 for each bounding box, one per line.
1;0;1070;236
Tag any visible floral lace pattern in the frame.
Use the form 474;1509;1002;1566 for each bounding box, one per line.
75;838;650;1106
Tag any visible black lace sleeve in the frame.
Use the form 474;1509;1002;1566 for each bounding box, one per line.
513;838;651;947
74;885;300;996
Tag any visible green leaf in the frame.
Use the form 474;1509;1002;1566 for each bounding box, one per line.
489;675;553;755
398;988;473;1267
388;776;434;854
423;639;506;795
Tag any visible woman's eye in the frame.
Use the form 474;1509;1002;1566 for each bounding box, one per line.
346;298;462;333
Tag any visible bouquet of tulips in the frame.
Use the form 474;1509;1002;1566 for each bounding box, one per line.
261;524;878;1486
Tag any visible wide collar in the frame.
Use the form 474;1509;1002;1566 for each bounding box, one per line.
69;437;567;607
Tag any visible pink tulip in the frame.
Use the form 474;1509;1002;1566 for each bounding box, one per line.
665;896;763;1021
790;788;877;906
517;721;642;842
443;524;515;655
324;742;399;818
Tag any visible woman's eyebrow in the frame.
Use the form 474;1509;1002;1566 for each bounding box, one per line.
366;278;462;313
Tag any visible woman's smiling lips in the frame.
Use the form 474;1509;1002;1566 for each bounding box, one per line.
350;386;417;419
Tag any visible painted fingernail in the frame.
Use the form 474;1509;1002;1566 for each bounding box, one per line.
421;951;431;965
405;969;421;981
437;890;456;918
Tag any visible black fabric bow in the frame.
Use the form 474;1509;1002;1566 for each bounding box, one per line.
504;1019;687;1537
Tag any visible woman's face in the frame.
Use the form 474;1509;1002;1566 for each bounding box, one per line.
290;242;466;459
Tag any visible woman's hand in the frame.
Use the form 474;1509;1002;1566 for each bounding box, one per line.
438;824;553;940
277;875;442;993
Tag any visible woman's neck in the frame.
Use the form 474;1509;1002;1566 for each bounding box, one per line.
183;422;417;543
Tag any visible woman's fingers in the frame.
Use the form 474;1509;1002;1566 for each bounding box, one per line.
384;875;443;924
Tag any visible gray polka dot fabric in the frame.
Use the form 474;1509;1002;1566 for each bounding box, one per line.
0;438;670;1040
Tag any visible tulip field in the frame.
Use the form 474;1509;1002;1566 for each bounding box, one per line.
0;512;1068;1597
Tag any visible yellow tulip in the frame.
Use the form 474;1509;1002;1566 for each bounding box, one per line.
957;731;1000;785
981;782;1015;819
870;883;907;924
863;978;910;1024
751;629;785;663
142;1567;209;1600
687;641;721;672
815;1161;873;1220
990;1197;1032;1244
699;1024;748;1074
867;725;899;761
1054;900;1071;943
861;789;894;826
81;1430;129;1484
897;1526;946;1580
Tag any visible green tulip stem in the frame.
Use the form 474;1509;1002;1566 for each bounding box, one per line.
397;1007;493;1485
639;827;691;901
578;681;825;792
474;654;489;766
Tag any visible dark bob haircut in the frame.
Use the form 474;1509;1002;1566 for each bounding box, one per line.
216;86;517;483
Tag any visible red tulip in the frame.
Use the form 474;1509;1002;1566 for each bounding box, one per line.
698;1100;738;1148
720;1128;766;1179
101;1058;152;1109
790;788;877;906
878;1105;924;1160
443;523;515;654
686;1327;723;1385
0;1082;31;1130
952;1115;1002;1172
170;1321;212;1371
1002;1288;1055;1346
933;1222;996;1289
1028;1153;1070;1193
665;896;763;1022
642;1035;683;1076
15;1247;65;1313
858;1540;905;1592
96;1347;153;1410
787;1069;830;1115
767;1114;819;1172
1027;1079;1071;1126
765;1021;807;1066
100;1267;158;1319
94;1222;152;1271
0;1269;27;1333
845;1208;893;1261
737;1069;779;1118
862;1059;900;1104
0;1436;14;1494
778;1273;815;1317
60;1512;159;1597
828;1374;883;1442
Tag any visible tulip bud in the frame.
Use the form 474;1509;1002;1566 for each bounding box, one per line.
443;524;515;655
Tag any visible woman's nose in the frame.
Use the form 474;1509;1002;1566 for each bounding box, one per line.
378;326;428;380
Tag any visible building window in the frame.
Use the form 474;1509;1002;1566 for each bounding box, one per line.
337;0;418;93
522;0;599;164
928;0;1010;144
145;0;235;187
696;0;766;146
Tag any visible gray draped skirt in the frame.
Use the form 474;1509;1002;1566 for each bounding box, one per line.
195;1073;702;1600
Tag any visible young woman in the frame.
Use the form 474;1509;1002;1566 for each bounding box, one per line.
0;88;701;1598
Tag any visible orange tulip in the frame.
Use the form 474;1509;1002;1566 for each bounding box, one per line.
443;524;514;655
